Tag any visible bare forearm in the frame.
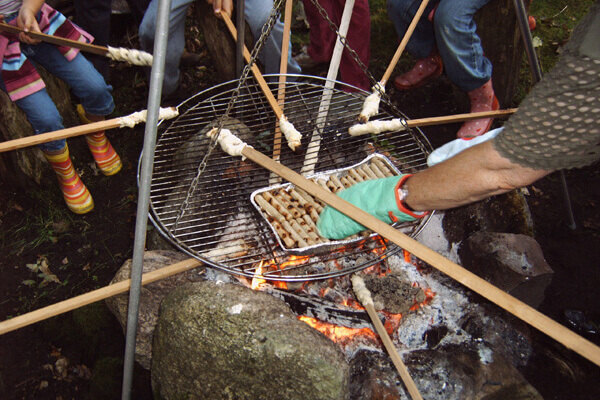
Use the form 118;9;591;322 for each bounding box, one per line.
404;140;552;211
21;0;44;14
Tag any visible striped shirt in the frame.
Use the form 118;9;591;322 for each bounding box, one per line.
0;0;21;15
0;2;93;101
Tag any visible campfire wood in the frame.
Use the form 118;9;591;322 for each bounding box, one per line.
223;138;600;367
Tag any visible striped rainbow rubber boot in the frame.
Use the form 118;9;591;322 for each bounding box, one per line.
43;145;94;214
77;104;122;176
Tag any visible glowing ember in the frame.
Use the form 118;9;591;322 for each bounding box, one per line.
251;260;266;290
298;316;378;346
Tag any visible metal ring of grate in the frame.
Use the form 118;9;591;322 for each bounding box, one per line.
141;74;434;282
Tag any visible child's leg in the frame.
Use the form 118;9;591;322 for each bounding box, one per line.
11;88;94;214
22;42;121;175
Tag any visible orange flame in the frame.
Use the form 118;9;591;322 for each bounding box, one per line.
251;260;266;290
298;316;378;346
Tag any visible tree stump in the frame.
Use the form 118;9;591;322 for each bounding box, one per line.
0;67;78;188
193;2;255;82
476;0;532;107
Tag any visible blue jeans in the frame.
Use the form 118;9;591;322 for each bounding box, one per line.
0;43;114;151
387;0;492;92
138;0;300;95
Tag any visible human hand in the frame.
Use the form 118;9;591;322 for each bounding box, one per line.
316;175;425;240
16;6;41;45
205;0;233;18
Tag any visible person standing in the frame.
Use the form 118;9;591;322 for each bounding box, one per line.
387;0;497;138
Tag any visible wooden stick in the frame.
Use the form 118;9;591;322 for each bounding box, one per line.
0;22;108;55
300;0;356;176
0;22;153;66
272;0;295;163
380;0;430;86
350;109;517;136
239;144;600;367
0;107;178;153
352;275;423;400
0;258;203;336
405;108;517;128
221;12;283;120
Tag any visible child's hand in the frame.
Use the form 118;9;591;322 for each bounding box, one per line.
16;6;41;45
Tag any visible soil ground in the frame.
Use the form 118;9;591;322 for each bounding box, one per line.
1;4;600;400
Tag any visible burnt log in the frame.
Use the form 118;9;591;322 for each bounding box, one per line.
476;0;532;107
0;66;78;188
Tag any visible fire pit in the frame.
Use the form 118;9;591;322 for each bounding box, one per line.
142;75;433;281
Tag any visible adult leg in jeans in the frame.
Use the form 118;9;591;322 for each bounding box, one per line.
139;0;196;95
244;0;301;77
434;0;496;137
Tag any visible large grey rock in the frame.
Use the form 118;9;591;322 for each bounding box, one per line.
443;191;534;245
459;232;554;308
402;343;543;400
151;281;350;400
105;250;203;369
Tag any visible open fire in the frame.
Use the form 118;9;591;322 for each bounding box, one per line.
249;241;436;349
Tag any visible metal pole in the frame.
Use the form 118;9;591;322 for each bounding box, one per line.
512;0;576;230
236;0;246;78
121;0;172;398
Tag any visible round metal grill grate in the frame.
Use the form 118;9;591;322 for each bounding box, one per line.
143;75;433;281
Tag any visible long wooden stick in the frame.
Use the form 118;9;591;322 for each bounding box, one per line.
238;144;600;367
351;108;518;136
0;258;202;336
0;22;153;66
272;0;295;164
300;0;356;176
353;275;423;399
405;108;516;127
380;0;430;86
0;21;108;55
0;108;178;153
221;12;283;120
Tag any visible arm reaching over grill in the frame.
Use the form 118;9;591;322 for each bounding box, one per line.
316;175;427;240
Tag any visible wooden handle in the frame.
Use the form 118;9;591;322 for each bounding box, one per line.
273;0;295;162
0;22;108;56
380;0;430;86
406;108;517;128
240;145;600;367
0;118;126;153
0;258;202;336
220;12;283;120
364;302;423;399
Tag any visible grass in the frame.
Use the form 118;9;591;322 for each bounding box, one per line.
513;0;596;102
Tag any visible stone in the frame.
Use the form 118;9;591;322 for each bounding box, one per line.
402;343;543;400
443;190;534;245
105;250;203;369
151;281;350;400
458;232;554;308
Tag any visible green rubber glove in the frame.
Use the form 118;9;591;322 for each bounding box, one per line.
316;175;426;240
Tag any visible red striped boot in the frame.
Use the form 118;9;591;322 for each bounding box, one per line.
43;145;94;214
77;105;123;176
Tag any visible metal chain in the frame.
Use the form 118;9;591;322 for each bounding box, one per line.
174;0;285;231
